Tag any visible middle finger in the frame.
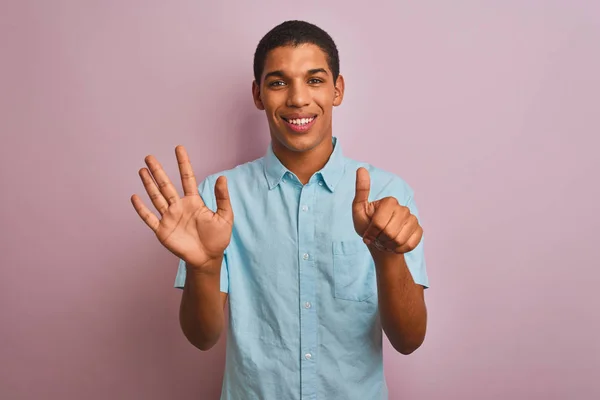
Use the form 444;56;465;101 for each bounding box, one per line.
145;155;180;206
139;167;169;215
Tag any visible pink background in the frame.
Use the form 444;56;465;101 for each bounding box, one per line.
1;1;599;399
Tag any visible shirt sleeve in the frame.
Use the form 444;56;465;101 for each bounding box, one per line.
403;193;429;288
376;175;430;289
173;176;230;293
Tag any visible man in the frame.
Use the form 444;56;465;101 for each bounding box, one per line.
131;20;429;400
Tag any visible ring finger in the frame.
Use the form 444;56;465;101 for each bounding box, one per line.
139;167;169;215
145;155;180;206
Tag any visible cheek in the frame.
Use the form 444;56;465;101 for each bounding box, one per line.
314;91;336;110
260;102;277;119
262;95;284;115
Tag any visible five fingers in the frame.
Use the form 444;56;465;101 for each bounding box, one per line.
132;147;419;252
131;145;206;231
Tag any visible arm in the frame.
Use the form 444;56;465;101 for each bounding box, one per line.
352;167;428;355
179;258;228;351
371;249;427;355
130;146;233;352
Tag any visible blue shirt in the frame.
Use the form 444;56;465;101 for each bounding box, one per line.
175;137;429;400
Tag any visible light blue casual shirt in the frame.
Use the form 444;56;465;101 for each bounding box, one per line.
175;136;429;400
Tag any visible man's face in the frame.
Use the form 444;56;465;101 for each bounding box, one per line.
252;44;344;154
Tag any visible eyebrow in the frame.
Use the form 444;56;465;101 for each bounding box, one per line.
263;68;329;80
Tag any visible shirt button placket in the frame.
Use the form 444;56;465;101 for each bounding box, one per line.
298;182;317;399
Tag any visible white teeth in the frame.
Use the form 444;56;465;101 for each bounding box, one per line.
288;117;314;126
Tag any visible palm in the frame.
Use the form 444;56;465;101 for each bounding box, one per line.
131;146;233;271
157;195;232;268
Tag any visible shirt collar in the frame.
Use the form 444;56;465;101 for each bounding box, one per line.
263;136;346;192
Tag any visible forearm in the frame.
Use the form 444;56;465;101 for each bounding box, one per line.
179;258;225;351
371;249;427;354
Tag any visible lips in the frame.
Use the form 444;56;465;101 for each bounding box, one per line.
281;115;318;133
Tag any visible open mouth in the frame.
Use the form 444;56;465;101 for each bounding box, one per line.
281;116;317;132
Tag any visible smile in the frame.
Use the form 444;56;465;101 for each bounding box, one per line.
281;116;317;132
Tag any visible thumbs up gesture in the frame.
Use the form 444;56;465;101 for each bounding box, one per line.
352;168;423;254
131;146;234;271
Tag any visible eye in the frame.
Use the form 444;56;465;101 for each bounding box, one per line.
268;80;285;87
308;78;323;84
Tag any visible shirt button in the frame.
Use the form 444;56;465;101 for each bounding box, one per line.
301;205;308;212
318;181;323;186
303;253;309;260
305;353;312;360
304;302;311;309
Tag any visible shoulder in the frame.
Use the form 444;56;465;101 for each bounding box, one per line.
194;157;264;210
343;156;415;204
199;157;265;190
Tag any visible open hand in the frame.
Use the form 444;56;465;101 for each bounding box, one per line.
130;146;233;271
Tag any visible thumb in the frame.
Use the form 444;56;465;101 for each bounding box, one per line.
214;176;233;222
353;167;371;206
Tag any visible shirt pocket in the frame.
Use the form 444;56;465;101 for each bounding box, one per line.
332;239;377;302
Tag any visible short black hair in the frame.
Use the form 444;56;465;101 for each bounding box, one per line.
253;20;340;84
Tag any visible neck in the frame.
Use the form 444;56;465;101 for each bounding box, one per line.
272;136;334;185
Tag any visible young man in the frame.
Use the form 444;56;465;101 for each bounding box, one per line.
131;20;429;400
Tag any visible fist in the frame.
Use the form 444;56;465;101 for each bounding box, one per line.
352;167;423;254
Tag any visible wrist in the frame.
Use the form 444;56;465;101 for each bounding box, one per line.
369;246;405;268
185;255;223;276
184;260;222;291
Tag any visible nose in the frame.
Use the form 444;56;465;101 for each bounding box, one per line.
286;82;310;108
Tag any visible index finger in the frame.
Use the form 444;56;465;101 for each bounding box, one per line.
175;145;201;198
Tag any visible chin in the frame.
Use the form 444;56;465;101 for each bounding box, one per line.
274;131;326;153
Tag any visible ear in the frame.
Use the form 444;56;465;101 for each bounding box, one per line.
252;80;265;110
333;74;345;107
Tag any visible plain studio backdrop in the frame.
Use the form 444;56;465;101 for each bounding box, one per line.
1;1;598;399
